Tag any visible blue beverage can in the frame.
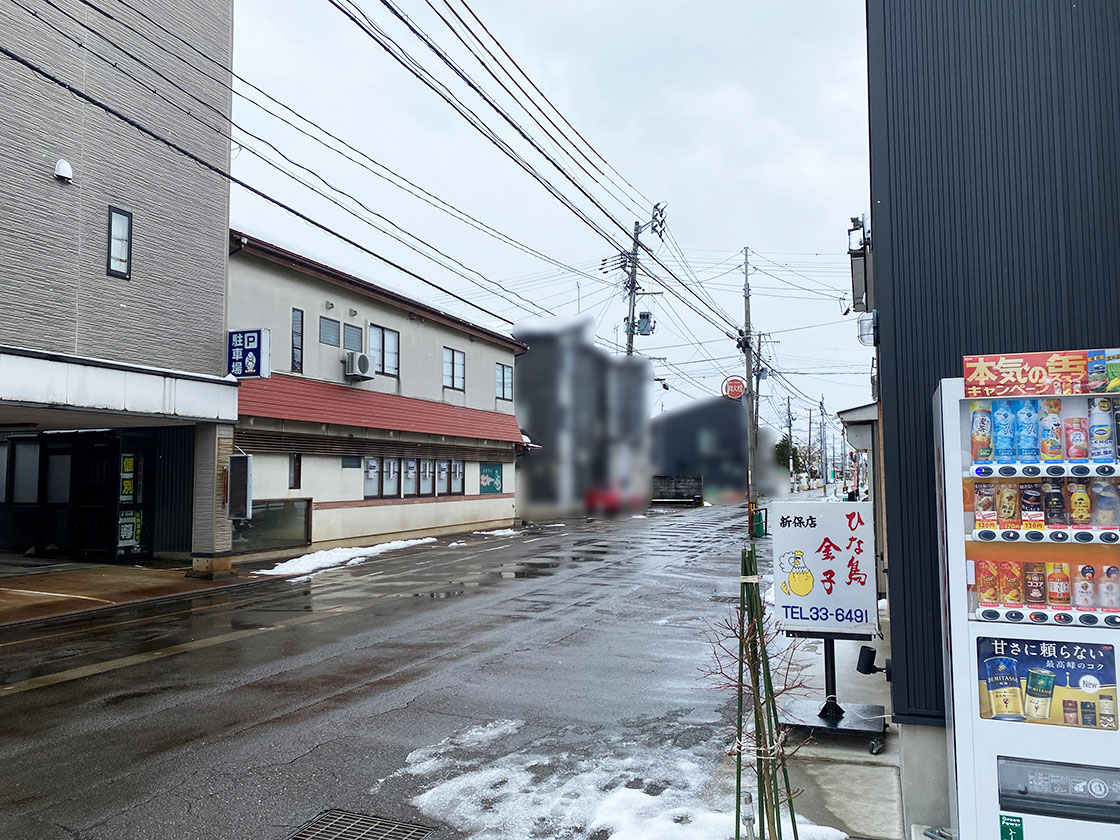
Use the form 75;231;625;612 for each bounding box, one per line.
985;656;1026;721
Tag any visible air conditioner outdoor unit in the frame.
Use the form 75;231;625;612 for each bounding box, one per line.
344;351;374;381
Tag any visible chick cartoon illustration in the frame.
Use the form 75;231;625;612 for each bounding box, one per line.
778;550;814;597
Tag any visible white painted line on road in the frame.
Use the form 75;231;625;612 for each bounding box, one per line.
0;606;360;698
0;587;114;604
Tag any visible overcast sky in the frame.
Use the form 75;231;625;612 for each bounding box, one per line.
229;0;872;446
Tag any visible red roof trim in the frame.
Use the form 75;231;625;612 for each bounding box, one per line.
238;375;522;444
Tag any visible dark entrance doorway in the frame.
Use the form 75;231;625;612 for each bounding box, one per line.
0;427;193;561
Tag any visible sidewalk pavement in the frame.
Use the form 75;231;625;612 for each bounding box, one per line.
0;555;270;628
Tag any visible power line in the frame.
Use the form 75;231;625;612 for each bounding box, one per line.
423;0;647;219
13;0;556;320
78;0;617;292
0;41;518;327
447;0;655;211
328;0;743;338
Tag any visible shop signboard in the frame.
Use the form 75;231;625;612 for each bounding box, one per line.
963;350;1088;397
771;501;877;636
479;463;503;494
721;375;747;400
227;329;271;378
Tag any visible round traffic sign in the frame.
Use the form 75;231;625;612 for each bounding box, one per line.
721;376;747;400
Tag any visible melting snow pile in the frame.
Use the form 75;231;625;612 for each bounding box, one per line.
448;541;468;547
472;528;520;536
381;718;847;840
257;537;437;577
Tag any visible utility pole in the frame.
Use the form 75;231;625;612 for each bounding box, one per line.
753;332;763;451
820;396;827;497
625;220;641;356
807;407;812;484
786;396;794;491
741;246;755;514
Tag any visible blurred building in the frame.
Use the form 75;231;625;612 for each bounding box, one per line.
650;396;747;500
514;323;651;518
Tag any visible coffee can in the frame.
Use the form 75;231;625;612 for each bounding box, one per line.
985;656;1026;721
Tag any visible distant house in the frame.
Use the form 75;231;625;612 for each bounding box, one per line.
227;231;525;556
650;396;746;499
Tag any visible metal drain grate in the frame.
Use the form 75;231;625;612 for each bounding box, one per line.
286;810;435;840
709;595;741;603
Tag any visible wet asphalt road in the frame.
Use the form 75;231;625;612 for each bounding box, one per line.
0;505;758;840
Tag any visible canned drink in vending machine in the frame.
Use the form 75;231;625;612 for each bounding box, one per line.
1024;668;1056;721
1023;562;1047;606
1100;566;1120;609
1073;565;1097;608
1046;562;1071;607
985;657;1026;721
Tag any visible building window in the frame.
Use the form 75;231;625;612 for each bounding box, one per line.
343;323;363;352
436;459;450;495
495;363;513;400
382;457;400;497
363;457;381;498
419;458;435;496
107;207;132;278
443;348;465;390
288;453;302;490
10;440;38;504
291;308;304;373
341;455;362;469
450;460;464;495
369;325;400;376
319;316;340;346
402;458;419;497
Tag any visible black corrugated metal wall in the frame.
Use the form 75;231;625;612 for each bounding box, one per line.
868;0;1120;724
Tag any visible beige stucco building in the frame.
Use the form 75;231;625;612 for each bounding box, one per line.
226;232;525;557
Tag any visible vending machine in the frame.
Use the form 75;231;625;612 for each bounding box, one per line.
935;350;1119;839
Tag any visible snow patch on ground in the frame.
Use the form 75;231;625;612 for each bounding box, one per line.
257;537;437;576
395;718;847;840
631;514;647;519
472;528;521;536
542;523;567;528
399;720;525;778
703;501;713;507
448;540;468;547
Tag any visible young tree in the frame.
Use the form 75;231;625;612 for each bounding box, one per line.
774;434;803;474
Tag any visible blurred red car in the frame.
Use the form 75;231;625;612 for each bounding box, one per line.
584;482;647;517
